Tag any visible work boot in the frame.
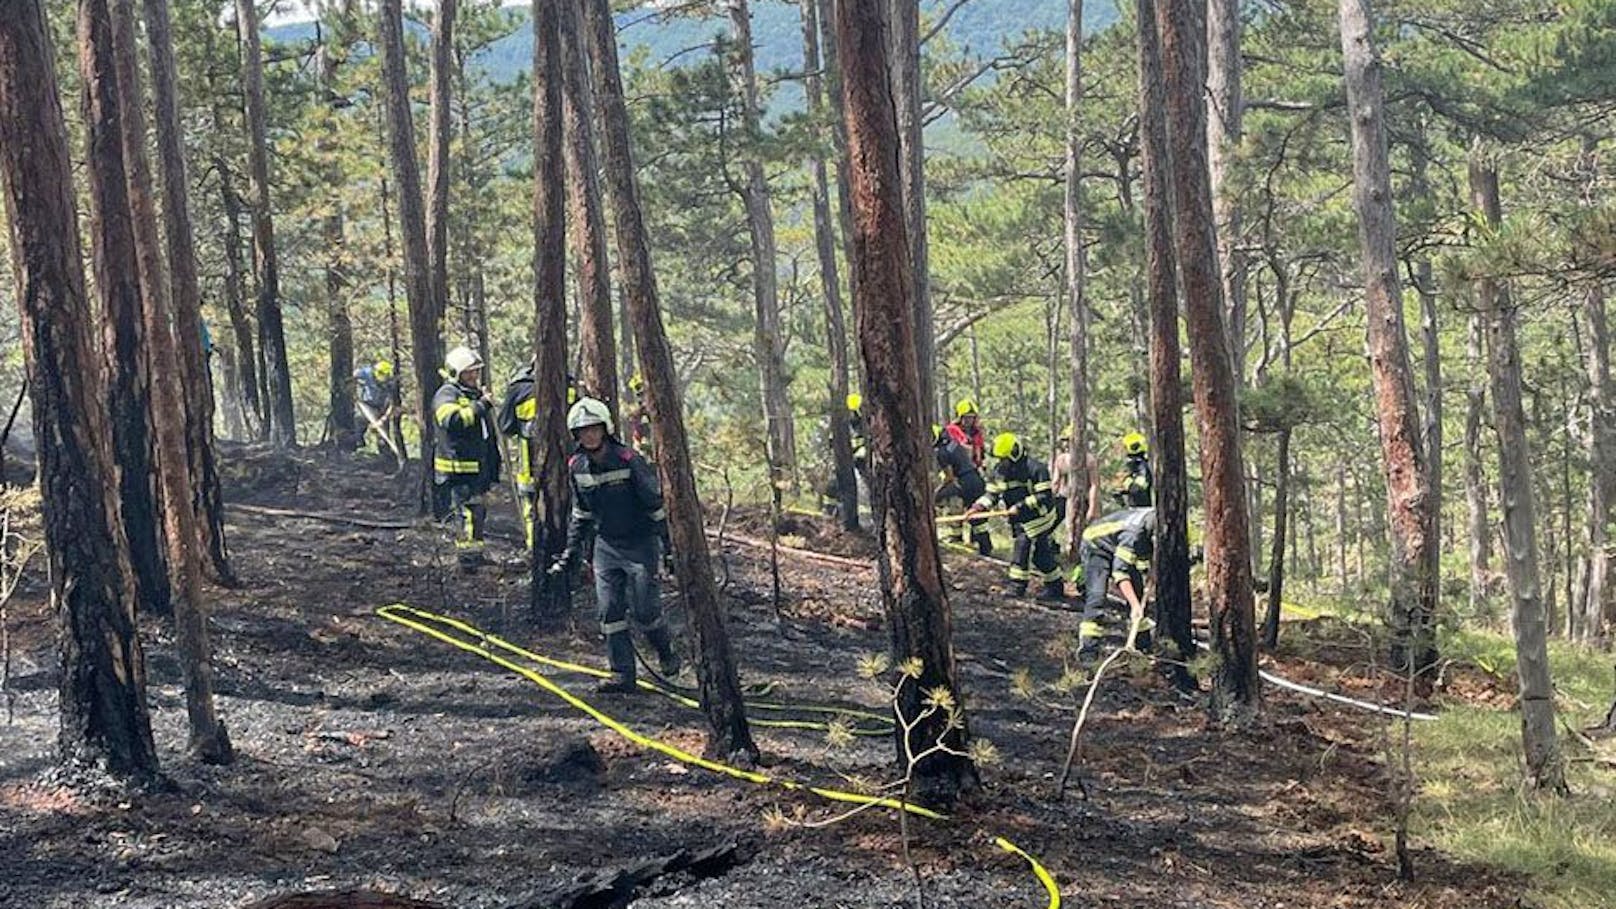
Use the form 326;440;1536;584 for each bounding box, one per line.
1036;581;1068;603
595;674;636;694
973;532;993;556
1000;581;1028;599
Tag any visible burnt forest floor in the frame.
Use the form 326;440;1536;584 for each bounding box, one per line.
0;444;1558;908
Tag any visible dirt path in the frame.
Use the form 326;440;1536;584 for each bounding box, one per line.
0;448;1523;907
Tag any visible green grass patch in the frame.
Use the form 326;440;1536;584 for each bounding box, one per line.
1413;627;1616;909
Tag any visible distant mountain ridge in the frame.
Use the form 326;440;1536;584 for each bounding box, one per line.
267;0;1119;90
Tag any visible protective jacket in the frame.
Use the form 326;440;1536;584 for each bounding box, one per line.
433;378;499;486
978;454;1059;538
1116;455;1153;507
935;435;985;499
1082;507;1156;585
355;365;396;410
564;440;669;551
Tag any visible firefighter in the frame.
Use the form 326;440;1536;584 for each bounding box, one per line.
935;425;992;554
434;346;501;570
1077;506;1155;650
819;393;866;521
499;363;579;549
622;373;657;462
550;397;682;693
967;433;1064;600
847;393;869;473
1113;431;1153;507
946;399;986;468
354;358;401;463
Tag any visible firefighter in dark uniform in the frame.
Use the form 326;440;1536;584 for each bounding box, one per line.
1114;431;1153;507
434;346;501;570
934;424;992;555
1078;507;1156;650
550;397;683;693
967;433;1064;600
500;362;579;550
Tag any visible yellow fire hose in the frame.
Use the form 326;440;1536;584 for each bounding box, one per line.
377;603;1060;907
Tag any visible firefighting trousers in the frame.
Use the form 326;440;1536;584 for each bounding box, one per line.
593;535;675;680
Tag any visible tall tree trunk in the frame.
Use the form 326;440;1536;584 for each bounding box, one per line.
1206;0;1244;381
725;0;796;493
315;36;356;450
1263;428;1291;648
427;0;456;350
1339;0;1437;679
1464;311;1493;611
1155;0;1258;720
801;0;857;531
559;0;618;423
77;0;169;617
142;0;233;583
1578;139;1615;643
1137;0;1194;672
583;0;755;760
111;0;232;763
529;0;573;616
214;144;262;439
1063;0;1092;555
379;0;442;511
5;0;159;776
1469;148;1566;793
835;0;976;801
236;0;295;447
1412;139;1443;619
887;0;934;418
818;0;860;360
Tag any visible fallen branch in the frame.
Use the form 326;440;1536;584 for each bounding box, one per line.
504;841;750;909
229;503;418;530
1056;645;1132;799
708;530;871;571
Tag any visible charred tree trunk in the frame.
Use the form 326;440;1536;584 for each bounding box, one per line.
1137;0;1194;676
1469;147;1565;794
801;0;857;531
887;0;934;418
559;0;618;423
726;0;796;493
426;0;455;350
112;0;232;763
583;0;756;760
836;0;976;801
1063;0;1092;556
5;0;158;776
379;0;443;511
529;0;573;616
236;0;295;447
77;0;169;617
142;0;233;583
1155;0;1258;719
1340;0;1438;680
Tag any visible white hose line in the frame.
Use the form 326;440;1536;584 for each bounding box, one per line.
1257;666;1439;722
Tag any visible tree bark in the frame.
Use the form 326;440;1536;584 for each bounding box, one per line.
77;0;169;617
1206;0;1245;382
835;0;976;801
1469;147;1565;794
427;0;456;354
315;35;356;451
1137;0;1194;675
559;0;618;424
528;0;573;617
1412;140;1443;619
1577;139;1614;643
214;139;262;439
725;0;796;493
801;0;857;531
1262;427;1291;649
583;0;755;760
379;0;443;511
1062;0;1092;557
887;0;934;419
1463;310;1492;611
112;0;232;763
1155;0;1258;720
235;0;295;447
1339;0;1437;680
142;0;233;583
818;0;860;372
4;0;159;777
